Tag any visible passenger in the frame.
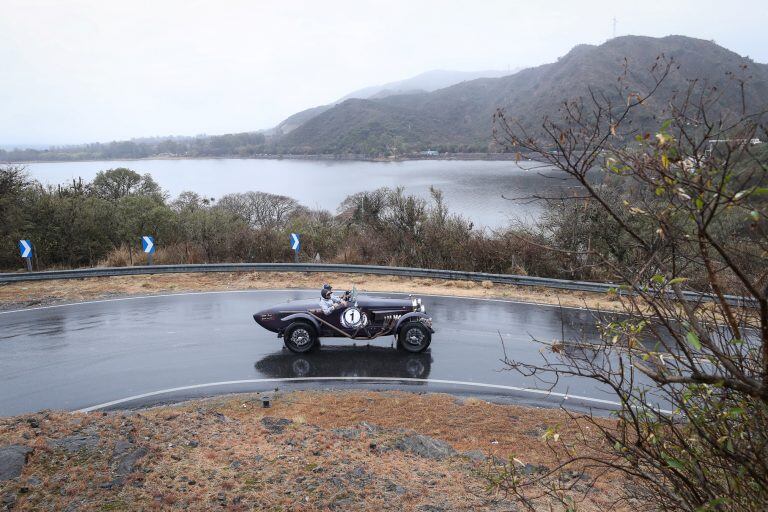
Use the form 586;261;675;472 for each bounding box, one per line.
319;284;347;315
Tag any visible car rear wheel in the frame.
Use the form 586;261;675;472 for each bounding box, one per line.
284;322;318;353
397;321;431;353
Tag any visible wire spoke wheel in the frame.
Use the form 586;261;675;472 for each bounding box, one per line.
284;322;317;353
291;328;311;346
397;321;431;353
405;327;424;346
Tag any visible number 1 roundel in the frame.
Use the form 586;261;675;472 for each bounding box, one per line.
341;307;363;328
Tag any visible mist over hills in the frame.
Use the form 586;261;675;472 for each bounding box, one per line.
276;35;768;155
338;69;514;101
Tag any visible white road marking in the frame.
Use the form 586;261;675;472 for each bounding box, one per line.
0;288;600;316
76;376;674;414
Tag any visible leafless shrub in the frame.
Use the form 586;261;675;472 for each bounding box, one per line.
490;55;768;510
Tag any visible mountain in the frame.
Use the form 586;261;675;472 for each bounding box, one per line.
339;69;513;101
273;104;335;136
273;69;513;135
275;35;768;155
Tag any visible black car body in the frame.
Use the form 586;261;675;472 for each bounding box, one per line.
253;290;434;353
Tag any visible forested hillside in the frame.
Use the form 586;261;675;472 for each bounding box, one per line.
277;35;768;155
0;132;267;162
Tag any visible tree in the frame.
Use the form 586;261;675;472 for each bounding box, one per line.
25;180;117;267
0;165;32;268
490;56;768;510
115;195;175;265
91;168;164;202
217;191;303;230
171;192;246;263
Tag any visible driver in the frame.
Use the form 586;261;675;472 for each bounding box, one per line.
319;284;347;315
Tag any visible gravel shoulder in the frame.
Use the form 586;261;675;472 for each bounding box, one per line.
0;390;631;511
0;271;624;312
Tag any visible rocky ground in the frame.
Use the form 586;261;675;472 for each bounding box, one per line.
0;271;624;313
0;391;631;511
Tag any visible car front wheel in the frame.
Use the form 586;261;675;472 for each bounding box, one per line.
283;322;318;353
397;321;431;353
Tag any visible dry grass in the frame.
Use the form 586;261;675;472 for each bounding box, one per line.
0;271;624;312
101;244;208;267
0;390;629;511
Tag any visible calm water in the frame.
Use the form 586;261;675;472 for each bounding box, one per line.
25;159;570;228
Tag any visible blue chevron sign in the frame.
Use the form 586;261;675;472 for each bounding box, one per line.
142;236;155;254
18;240;32;258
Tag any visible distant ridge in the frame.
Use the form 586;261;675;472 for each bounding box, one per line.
273;69;514;135
275;35;768;155
339;69;514;101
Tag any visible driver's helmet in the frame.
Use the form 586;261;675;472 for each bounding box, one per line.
321;284;332;299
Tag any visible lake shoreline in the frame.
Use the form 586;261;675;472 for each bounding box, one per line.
21;158;558;228
3;152;537;165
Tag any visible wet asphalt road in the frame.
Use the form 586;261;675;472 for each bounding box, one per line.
0;290;629;416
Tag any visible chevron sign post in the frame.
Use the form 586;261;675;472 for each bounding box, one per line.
18;240;33;271
142;236;155;265
290;233;300;263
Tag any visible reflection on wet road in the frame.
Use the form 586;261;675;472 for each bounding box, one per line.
255;346;433;380
1;290;622;416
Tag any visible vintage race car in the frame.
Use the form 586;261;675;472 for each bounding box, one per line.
253;288;434;353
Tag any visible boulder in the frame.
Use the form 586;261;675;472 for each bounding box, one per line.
417;506;446;512
520;463;550;475
112;442;148;486
462;449;486;462
393;435;456;460
261;417;292;434
0;445;32;481
48;434;100;453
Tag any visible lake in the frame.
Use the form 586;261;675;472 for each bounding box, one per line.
24;158;571;229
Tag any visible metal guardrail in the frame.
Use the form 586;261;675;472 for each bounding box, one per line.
0;263;755;307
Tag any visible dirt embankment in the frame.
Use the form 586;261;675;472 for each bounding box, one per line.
0;391;629;511
0;271;623;312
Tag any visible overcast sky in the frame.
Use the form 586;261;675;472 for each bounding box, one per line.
2;0;766;147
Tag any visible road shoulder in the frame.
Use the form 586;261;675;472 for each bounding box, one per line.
0;271;623;312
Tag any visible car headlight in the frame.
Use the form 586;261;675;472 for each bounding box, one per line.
419;304;426;313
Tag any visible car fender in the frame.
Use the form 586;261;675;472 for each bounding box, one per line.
281;313;321;332
394;312;434;334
